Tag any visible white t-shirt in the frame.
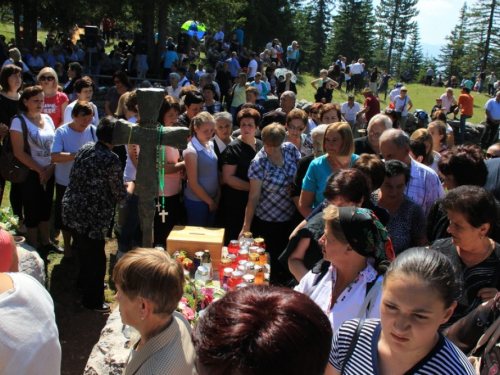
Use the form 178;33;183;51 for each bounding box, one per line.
394;95;411;116
389;88;401;104
440;93;457;115
52;123;97;186
0;273;62;375
248;59;258;78
167;86;182;100
63;101;99;126
10;114;55;167
124;117;139;182
341;101;361;122
350;62;363;75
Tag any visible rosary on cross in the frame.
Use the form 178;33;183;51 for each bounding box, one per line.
157;125;168;223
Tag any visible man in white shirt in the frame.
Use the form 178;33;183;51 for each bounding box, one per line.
440;88;458;119
380;129;444;215
426;67;434;86
214;27;224;43
247;53;258;82
341;95;361;130
481;91;500;148
389;83;402;103
350;59;364;92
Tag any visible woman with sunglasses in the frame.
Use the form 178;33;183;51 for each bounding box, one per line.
105;71;133;117
285;109;313;157
37;67;69;128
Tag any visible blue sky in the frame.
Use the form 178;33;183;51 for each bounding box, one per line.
372;0;462;57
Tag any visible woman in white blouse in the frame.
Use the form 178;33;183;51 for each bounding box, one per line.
295;205;395;333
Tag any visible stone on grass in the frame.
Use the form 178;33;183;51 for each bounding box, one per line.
17;242;45;284
84;308;130;375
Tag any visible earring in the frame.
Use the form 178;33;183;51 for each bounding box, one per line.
140;316;144;320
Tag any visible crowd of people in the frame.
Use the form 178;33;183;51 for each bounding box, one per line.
2;25;500;375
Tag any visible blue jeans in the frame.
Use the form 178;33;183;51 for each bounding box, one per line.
459;114;471;144
184;196;216;227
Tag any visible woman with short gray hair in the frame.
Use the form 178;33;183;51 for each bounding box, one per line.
167;73;181;100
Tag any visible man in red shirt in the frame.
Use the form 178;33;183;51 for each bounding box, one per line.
457;87;474;144
100;15;111;44
357;88;380;127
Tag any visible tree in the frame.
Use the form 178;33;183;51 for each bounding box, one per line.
290;4;318;74
309;0;331;74
467;0;500;71
439;3;469;80
326;0;376;68
376;0;419;72
400;23;423;79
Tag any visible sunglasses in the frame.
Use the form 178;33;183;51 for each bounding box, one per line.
39;76;55;81
485;153;500;159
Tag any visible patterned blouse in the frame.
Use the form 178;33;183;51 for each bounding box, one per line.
62;141;128;240
248;142;300;222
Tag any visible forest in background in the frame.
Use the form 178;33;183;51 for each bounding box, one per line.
0;0;499;80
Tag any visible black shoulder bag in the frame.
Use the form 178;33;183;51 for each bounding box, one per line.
0;115;31;183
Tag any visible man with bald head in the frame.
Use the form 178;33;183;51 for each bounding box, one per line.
379;129;444;215
354;114;392;156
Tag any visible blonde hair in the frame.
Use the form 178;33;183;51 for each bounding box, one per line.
427;120;448;148
323;205;347;243
261;123;286;147
323;122;355;157
189;111;215;137
115;91;130;117
37;67;59;89
112;248;184;316
410;128;434;166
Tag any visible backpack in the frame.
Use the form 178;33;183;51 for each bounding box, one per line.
413;109;429;129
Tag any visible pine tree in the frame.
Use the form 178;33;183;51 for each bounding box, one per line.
439;3;469;80
467;0;500;71
400;23;423;79
326;0;376;67
310;0;332;74
376;0;419;72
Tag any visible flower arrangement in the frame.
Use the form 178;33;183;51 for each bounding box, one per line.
172;250;226;325
0;206;19;234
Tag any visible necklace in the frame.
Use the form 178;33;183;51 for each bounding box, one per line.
460;240;493;268
327;154;350;170
157;126;168;224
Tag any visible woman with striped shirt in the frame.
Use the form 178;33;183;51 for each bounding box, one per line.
327;248;475;375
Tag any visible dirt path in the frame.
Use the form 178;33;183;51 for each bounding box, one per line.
47;239;119;375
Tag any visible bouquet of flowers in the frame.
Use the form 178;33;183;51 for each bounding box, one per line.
172;250;226;325
0;206;19;234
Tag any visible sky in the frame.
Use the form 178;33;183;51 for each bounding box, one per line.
372;0;463;57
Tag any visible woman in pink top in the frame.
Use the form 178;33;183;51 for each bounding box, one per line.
37;67;69;128
153;96;186;248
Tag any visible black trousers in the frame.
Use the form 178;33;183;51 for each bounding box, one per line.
251;216;296;285
481;119;500;149
21;170;54;228
73;230;106;309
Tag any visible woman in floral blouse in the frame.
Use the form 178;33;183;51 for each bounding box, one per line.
62;117;134;313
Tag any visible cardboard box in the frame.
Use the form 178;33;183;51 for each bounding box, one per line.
167;226;225;270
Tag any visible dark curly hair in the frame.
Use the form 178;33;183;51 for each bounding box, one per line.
440;185;497;236
438;145;488;187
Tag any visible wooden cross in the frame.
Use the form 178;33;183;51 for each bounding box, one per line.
112;89;189;247
159;209;168;223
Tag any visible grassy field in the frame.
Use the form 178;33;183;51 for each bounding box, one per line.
296;73;490;124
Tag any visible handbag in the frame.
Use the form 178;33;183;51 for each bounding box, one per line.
0;115;31;183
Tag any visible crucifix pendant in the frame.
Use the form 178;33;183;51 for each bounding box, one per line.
156;201;161;211
159;209;168;223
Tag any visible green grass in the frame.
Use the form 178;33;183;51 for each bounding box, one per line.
296;74;490;124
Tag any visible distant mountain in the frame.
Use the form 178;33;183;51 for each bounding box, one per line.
421;43;443;58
